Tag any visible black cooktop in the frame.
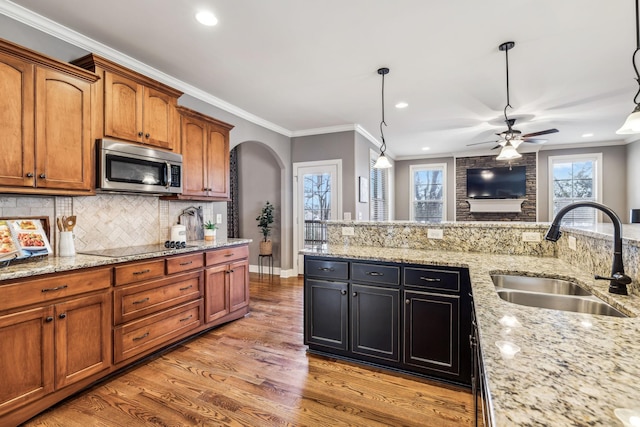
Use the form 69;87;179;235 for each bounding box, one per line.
78;243;194;258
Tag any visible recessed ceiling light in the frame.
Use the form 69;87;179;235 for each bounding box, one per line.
395;102;408;109
196;11;218;26
421;147;430;151
582;133;594;137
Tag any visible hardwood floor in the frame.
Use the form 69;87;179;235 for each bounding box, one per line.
23;274;474;427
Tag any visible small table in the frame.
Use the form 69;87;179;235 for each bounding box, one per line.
258;254;273;280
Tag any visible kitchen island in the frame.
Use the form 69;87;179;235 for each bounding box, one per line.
307;221;640;426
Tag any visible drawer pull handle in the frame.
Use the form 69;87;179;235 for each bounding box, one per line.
179;261;193;266
224;253;234;257
42;284;68;293
318;267;335;272
179;285;193;291
132;332;150;341
419;276;441;282
179;315;193;322
132;297;150;305
366;271;384;276
133;269;151;275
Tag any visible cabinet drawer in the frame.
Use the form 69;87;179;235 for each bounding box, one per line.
0;267;111;312
166;252;204;275
351;262;400;286
403;266;460;292
113;299;203;363
305;258;349;280
114;259;165;286
205;245;248;266
113;271;203;325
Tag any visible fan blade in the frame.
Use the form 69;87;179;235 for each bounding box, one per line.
522;138;547;145
466;140;497;147
491;145;502;150
522;128;559;138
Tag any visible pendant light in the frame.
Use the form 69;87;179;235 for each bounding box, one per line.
496;42;522;160
373;67;392;169
617;0;640;134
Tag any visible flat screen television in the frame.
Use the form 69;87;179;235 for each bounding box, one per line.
466;166;526;199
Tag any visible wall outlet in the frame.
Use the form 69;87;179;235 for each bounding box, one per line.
568;236;577;250
216;214;222;223
427;229;444;239
343;212;351;220
342;227;355;236
358;211;363;220
522;232;541;242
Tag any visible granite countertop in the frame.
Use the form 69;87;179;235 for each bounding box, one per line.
303;245;640;427
0;238;252;282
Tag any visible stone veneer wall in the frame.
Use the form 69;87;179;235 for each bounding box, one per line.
456;153;537;222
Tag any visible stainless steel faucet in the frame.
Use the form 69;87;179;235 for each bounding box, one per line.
545;201;632;295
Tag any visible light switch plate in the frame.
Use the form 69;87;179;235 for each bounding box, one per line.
522;232;541;242
342;227;355;236
216;214;222;223
427;229;444;239
568;236;577;250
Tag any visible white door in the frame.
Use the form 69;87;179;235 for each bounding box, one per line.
293;160;342;275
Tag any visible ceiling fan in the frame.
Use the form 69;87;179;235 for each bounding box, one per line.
467;41;559;151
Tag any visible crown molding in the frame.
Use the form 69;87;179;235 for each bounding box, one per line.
0;0;292;137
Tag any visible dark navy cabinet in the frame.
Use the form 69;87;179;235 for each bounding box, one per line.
304;255;472;387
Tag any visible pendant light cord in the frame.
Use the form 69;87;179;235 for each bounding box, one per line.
633;0;640;105
379;70;387;155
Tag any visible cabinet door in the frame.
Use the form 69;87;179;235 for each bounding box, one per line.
142;86;177;150
54;292;111;389
0;306;54;416
351;284;400;362
0;52;35;188
205;126;230;199
403;290;460;379
204;264;230;323
229;259;249;312
181;116;208;197
304;279;348;351
104;71;143;142
34;67;92;190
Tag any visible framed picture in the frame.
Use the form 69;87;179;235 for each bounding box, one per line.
359;177;368;203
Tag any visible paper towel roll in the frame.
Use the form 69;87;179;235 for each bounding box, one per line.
171;225;187;243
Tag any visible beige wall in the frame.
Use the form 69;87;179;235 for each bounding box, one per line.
627;139;640;215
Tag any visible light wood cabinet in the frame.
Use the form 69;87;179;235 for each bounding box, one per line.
72;53;182;151
204;246;249;325
0;279;111;417
0;39;98;194
172;106;234;201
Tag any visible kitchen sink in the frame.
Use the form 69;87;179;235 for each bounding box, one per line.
491;274;592;296
492;274;628;318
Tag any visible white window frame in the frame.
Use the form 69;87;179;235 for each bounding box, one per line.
547;153;603;223
409;163;447;222
369;149;390;221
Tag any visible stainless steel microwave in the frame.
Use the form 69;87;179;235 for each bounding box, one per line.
97;139;183;194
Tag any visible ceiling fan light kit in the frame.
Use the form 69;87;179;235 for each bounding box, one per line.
617;0;640;134
496;141;523;161
373;67;393;169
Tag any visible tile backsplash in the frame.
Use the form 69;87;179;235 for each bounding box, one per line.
0;194;227;254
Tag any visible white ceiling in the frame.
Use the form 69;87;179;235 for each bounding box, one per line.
4;0;639;158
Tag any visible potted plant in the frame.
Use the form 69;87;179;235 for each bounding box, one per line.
203;220;218;242
256;201;275;255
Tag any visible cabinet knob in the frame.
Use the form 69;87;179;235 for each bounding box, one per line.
340;289;347;295
145;133;150;138
26;172;34;178
58;313;67;319
352;292;358;297
138;131;143;137
405;299;410;305
45;316;54;323
39;173;46;179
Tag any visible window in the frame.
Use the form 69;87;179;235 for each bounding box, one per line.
548;154;602;226
370;150;389;221
410;163;447;222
